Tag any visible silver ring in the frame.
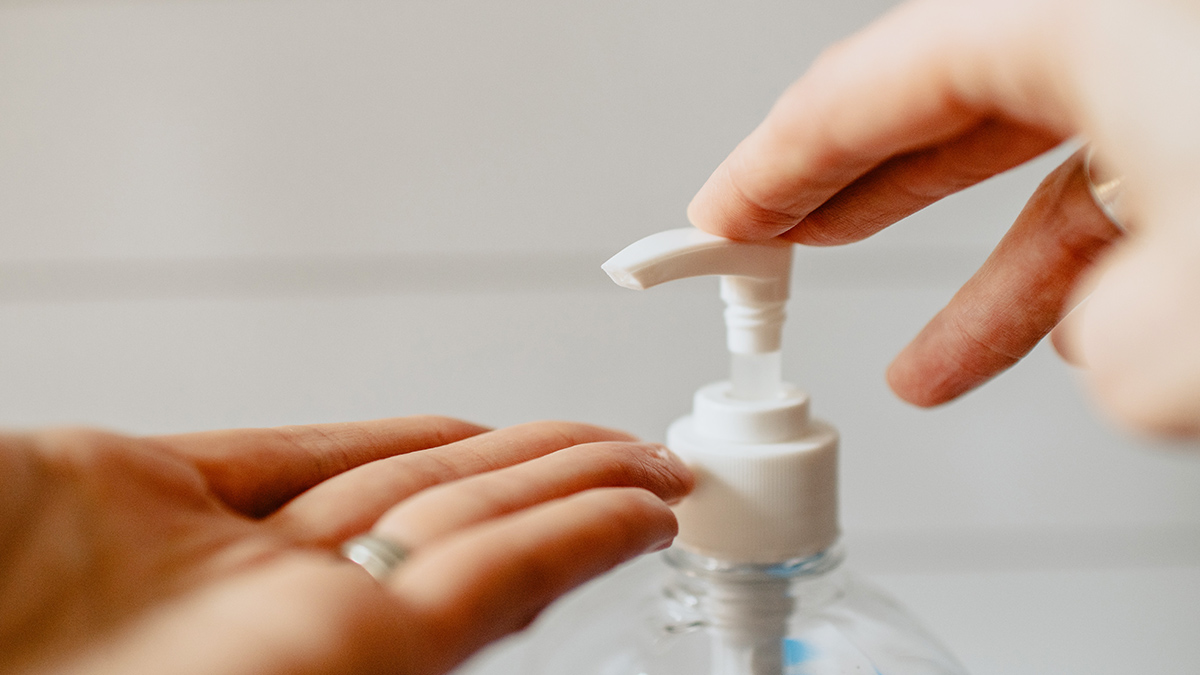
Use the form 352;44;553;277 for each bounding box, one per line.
341;534;410;582
1084;146;1127;232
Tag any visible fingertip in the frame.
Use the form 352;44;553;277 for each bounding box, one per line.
582;441;696;507
885;357;943;408
559;487;679;561
685;179;717;232
687;161;803;241
629;442;695;504
661;446;696;504
885;344;974;408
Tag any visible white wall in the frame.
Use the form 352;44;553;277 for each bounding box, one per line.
2;1;1198;673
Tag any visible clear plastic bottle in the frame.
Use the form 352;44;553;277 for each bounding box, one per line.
528;545;967;675
526;228;968;675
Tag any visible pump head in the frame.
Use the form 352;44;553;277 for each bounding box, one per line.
604;228;794;400
603;227;839;564
603;227;792;354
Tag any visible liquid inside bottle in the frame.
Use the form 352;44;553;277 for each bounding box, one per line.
526;544;967;675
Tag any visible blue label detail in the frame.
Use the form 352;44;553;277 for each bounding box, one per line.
783;638;812;666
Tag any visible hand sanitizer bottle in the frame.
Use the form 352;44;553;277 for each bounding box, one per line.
525;228;968;675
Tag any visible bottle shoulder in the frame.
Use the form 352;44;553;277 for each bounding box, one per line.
525;551;969;675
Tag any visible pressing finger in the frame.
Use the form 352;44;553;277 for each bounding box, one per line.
686;0;1073;241
792;120;1060;245
371;441;692;547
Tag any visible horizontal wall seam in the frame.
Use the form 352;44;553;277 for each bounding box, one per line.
0;246;989;302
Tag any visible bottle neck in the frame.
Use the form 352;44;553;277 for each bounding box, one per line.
662;544;846;675
666;544;845;616
664;543;844;579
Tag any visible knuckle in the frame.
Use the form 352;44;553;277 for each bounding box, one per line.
269;424;358;478
1031;153;1123;254
791;208;862;246
33;428;135;466
947;311;1024;374
1052;173;1123;262
1053;213;1122;270
28;428;209;501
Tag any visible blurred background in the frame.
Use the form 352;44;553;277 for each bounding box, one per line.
1;0;1198;672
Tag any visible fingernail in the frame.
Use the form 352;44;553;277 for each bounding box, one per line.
642;443;695;503
647;537;675;553
641;442;680;462
645;443;689;471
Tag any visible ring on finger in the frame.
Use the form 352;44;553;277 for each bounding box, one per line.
1084;146;1127;231
341;533;411;582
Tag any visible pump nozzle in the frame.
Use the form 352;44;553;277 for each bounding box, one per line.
603;228;793;400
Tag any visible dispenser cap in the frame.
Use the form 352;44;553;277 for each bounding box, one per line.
604;227;839;564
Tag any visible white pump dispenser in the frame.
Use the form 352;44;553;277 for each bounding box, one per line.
602;227;838;565
525;228;967;675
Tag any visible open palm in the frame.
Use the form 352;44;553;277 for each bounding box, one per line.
0;417;691;675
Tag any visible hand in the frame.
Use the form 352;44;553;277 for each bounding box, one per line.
0;418;693;675
687;0;1200;435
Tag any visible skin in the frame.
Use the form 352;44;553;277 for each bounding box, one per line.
6;1;1199;673
0;417;692;675
688;0;1200;435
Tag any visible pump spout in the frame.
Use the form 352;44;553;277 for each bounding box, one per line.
602;228;793;400
601;228;792;296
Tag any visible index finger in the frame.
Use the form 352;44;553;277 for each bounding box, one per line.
686;0;1075;242
148;416;490;517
